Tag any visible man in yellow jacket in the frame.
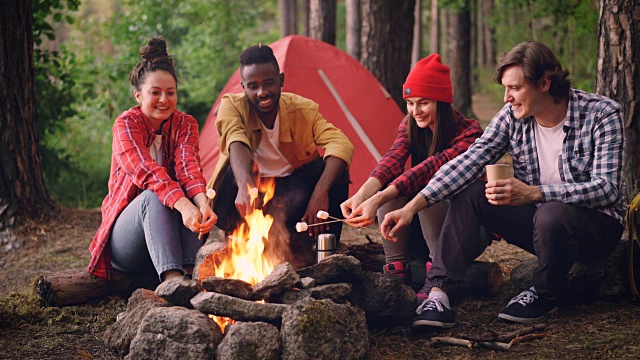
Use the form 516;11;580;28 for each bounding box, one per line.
208;44;354;268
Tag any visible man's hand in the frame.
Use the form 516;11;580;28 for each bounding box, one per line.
380;207;413;242
235;184;259;217
303;190;331;239
485;178;542;206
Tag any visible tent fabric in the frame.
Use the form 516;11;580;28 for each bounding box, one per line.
198;35;404;196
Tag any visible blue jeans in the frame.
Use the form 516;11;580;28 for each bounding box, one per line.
109;190;201;280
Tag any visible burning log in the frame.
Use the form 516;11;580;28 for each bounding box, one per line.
35;269;159;307
191;291;288;324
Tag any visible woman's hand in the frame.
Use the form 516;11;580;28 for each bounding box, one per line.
174;197;203;233
193;192;218;238
345;196;379;228
340;194;365;218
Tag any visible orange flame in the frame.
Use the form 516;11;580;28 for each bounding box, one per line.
210;177;280;331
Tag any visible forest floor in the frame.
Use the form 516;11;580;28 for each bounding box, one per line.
1;93;639;359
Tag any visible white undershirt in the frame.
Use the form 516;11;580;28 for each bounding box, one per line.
149;134;163;166
534;120;565;185
254;112;293;177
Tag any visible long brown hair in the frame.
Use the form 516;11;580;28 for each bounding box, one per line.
407;101;456;166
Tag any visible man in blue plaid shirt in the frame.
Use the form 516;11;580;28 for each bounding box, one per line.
381;41;627;328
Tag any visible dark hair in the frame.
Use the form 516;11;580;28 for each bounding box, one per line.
495;41;571;103
129;37;178;91
407;101;456;166
238;44;280;75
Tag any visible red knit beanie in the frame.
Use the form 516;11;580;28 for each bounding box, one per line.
402;54;453;103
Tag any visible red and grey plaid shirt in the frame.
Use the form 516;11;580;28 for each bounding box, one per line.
370;110;483;197
87;106;206;279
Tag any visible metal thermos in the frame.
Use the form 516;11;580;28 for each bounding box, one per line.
316;233;337;263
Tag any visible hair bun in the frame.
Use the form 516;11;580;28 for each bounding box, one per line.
139;37;168;61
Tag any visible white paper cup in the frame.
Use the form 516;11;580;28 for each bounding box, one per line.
486;164;510;182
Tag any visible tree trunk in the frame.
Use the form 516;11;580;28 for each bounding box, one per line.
361;0;415;110
481;0;496;67
412;0;422;65
279;0;298;37
301;0;310;37
447;3;473;116
595;0;640;199
346;0;362;60
309;0;337;45
0;0;55;229
429;0;439;54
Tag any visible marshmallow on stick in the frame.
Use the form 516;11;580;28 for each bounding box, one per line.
249;187;259;199
296;222;308;232
206;188;216;199
317;210;330;220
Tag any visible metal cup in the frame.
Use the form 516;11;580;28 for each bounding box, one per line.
316;233;337;263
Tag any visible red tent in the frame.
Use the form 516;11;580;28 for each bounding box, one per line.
198;35;404;196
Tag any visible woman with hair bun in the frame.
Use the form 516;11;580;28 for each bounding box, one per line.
87;37;217;282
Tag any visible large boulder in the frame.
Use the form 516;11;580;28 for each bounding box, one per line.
296;254;363;285
216;322;281;360
352;271;417;327
281;298;368;360
103;289;169;357
155;275;202;307
125;306;223;360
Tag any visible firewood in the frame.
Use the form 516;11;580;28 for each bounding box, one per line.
35;269;159;307
432;324;548;351
469;323;547;342
431;337;473;348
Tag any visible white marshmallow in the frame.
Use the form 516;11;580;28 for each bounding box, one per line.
206;188;216;199
249;187;259;199
296;222;308;232
316;210;329;220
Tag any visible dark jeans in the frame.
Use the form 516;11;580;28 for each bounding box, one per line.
428;180;623;299
214;156;350;268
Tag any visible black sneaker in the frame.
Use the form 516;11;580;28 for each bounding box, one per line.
498;288;558;323
411;298;456;329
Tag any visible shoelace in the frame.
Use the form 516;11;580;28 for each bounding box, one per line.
507;289;538;307
415;298;445;315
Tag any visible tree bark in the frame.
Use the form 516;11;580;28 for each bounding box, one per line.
361;0;415;109
429;0;439;55
595;0;640;199
309;0;337;45
0;0;55;229
346;0;362;60
279;0;298;37
412;0;422;65
481;0;496;67
301;0;310;37
447;3;473;116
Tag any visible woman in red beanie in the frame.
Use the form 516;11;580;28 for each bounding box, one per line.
340;54;483;299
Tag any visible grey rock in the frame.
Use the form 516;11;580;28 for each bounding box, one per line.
216;322;281;360
191;291;288;324
252;262;300;300
299;277;316;289
193;241;229;281
202;276;253;300
510;240;630;302
297;254;363;285
352;271;417;327
155;275;202;307
281;298;368;360
103;289;169;357
270;283;353;304
125;306;222;360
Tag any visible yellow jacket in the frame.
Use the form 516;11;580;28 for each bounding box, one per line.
207;92;354;198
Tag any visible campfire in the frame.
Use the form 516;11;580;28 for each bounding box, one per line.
210;178;281;330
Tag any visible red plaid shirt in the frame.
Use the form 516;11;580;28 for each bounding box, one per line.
87;106;206;279
370;110;483;197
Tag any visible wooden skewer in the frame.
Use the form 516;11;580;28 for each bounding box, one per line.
307;219;344;227
324;214;384;234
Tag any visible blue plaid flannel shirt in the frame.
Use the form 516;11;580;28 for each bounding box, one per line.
420;89;627;226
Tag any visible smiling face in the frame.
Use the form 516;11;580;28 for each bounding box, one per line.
501;65;550;120
406;97;437;130
241;62;284;121
134;70;177;130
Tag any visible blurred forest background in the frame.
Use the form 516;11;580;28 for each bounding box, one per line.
19;0;627;210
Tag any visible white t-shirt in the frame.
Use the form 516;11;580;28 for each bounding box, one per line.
254;113;293;177
534;120;565;185
149;133;163;166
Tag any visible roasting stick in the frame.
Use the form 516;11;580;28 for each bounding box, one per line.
295;220;344;232
199;189;218;240
316;210;384;234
